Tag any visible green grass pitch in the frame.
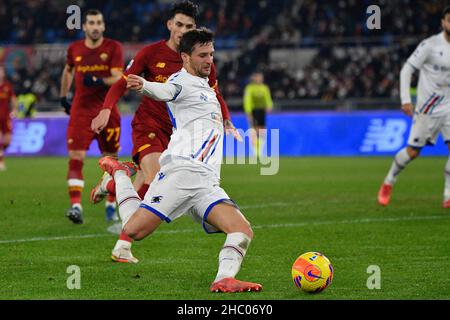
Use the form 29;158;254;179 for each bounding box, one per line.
0;156;449;299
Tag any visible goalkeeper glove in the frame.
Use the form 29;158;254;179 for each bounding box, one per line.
60;97;71;115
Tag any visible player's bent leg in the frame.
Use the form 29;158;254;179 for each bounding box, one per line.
90;172;113;204
378;146;420;206
122;208;163;241
101;152;120;221
112;208;163;263
66;150;86;224
99;157;142;263
206;203;253;239
132;169;146;193
136;152;162;198
206;203;262;293
110;151;162;264
111;208;162;264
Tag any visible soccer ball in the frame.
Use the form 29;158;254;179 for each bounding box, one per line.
291;251;334;293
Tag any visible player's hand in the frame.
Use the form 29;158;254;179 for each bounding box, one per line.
83;74;105;87
224;119;243;142
60;97;71;115
401;103;414;117
91;109;111;134
126;74;145;92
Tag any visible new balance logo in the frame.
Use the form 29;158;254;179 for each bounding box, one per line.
360;118;408;152
200;93;208;102
8;122;47;153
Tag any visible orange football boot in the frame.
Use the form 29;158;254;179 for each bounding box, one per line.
210;278;262;293
377;183;393;206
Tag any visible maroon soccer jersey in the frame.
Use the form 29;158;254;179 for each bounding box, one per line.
66;38;123;118
0;81;15;134
127;40;182;134
0;81;14;119
104;40;230;136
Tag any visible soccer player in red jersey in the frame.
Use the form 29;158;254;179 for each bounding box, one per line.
0;65;18;171
90;1;240;263
59;9;124;224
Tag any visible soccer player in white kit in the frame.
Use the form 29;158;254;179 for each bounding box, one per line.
98;28;262;293
378;7;450;208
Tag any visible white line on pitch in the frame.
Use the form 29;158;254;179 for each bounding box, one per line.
0;214;448;245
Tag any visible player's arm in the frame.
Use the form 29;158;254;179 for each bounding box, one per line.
84;68;123;87
103;68;123;86
91;47;146;134
400;39;429;116
400;63;416;116
127;74;180;101
60;64;74;115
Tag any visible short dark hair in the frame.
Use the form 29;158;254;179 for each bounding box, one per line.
168;1;199;20
84;9;103;23
179;28;214;55
442;6;450;18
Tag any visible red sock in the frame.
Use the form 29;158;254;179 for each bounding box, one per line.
106;193;116;203
67;159;84;205
106;179;116;196
137;183;149;199
119;231;133;243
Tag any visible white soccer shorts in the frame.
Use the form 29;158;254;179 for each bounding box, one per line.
140;164;238;233
407;112;450;147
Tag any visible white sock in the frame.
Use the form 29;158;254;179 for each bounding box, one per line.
113;239;132;251
214;232;251;282
384;148;413;185
114;171;141;226
444;157;450;200
72;203;82;210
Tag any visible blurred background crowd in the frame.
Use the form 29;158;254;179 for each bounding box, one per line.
0;0;443;112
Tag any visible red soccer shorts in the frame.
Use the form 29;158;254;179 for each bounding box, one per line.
67;110;121;153
131;122;170;165
0;115;12;135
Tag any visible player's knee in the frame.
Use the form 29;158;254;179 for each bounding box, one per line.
244;225;254;240
229;219;253;239
407;146;420;159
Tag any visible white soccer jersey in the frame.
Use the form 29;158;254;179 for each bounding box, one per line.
141;68;224;178
405;32;450;116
